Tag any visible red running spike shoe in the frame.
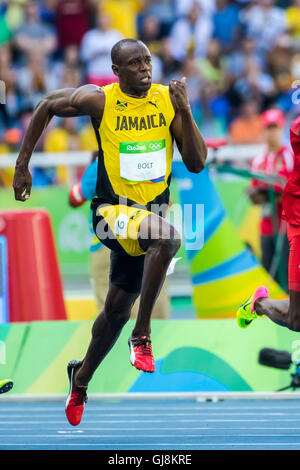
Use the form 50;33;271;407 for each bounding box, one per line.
65;360;87;426
128;336;155;373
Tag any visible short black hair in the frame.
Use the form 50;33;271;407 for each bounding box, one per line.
111;38;143;65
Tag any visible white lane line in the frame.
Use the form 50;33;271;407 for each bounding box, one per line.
1;443;300;447
3;418;300;424
4;426;300;432
0;408;300;419
178;419;300;422
1;406;299;411
3;433;300;438
3;428;300;434
56;427;300;431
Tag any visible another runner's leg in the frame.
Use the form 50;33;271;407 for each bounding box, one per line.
255;293;300;331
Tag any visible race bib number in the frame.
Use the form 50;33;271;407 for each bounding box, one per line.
119;140;166;183
114;212;130;237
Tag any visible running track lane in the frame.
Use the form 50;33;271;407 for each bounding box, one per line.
1;399;300;450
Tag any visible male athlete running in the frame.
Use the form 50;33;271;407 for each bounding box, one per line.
237;115;300;332
13;38;207;426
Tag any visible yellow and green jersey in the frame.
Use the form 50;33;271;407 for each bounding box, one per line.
92;82;175;209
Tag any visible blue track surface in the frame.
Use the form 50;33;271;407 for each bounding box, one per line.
1;399;300;450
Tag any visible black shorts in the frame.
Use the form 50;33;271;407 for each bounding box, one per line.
109;250;145;294
92;202;149;294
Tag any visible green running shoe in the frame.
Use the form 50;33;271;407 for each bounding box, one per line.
237;286;269;328
0;379;13;394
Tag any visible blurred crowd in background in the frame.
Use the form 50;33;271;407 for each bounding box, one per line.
1;0;300;186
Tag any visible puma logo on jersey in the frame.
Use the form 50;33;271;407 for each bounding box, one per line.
115;113;167;131
148;100;158;109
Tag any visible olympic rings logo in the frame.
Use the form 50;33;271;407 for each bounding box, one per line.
149;143;162;151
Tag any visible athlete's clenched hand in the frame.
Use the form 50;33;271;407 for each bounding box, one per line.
169;77;190;112
13;165;32;201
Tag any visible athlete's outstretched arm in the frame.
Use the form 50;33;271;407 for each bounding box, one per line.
169;77;207;173
13;85;104;201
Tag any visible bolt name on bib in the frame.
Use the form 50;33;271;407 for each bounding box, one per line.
115;113;167;131
119;139;166;183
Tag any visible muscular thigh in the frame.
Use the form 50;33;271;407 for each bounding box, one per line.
109;250;145;294
138;212;180;252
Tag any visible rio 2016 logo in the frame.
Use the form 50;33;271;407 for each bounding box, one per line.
0;80;5;105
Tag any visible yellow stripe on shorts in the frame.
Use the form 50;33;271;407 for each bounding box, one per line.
97;204;151;256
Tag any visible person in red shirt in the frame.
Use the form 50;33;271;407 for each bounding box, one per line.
237;114;300;331
55;0;91;50
247;109;294;292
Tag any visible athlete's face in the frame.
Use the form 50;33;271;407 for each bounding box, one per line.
113;43;152;97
